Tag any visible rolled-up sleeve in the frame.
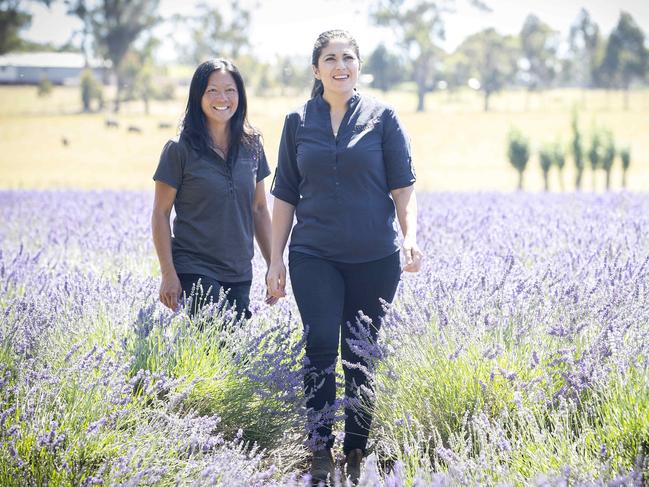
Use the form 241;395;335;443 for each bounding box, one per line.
153;139;185;189
382;108;416;190
256;138;271;182
270;114;300;206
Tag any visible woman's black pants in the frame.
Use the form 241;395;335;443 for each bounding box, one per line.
177;273;252;320
288;250;400;454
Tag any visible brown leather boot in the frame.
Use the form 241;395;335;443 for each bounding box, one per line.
310;448;334;486
345;448;363;485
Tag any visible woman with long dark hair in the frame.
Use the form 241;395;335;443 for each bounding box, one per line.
152;59;275;318
267;30;422;484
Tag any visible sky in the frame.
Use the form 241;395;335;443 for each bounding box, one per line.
23;0;649;63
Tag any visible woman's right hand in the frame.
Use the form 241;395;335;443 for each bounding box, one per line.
159;271;182;311
266;260;287;299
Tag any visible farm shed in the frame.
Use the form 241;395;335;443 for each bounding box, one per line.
0;52;108;85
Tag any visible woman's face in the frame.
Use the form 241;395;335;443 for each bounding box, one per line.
314;38;360;98
201;70;239;126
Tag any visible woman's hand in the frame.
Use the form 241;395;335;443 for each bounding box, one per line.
266;260;287;299
159;271;182;311
402;238;423;273
265;267;280;305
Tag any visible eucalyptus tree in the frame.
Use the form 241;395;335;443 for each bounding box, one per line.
174;0;251;66
365;43;407;92
370;0;491;112
64;0;160;112
0;0;54;54
455;27;518;111
567;8;600;92
519;14;560;99
0;0;31;54
600;12;648;110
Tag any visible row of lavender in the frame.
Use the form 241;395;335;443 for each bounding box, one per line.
1;190;647;486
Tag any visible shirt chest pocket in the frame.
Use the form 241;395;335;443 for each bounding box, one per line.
349;119;382;151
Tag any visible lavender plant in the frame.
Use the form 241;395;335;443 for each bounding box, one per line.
1;190;647;486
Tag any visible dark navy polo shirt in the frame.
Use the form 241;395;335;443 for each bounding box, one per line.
153;134;270;281
271;92;416;263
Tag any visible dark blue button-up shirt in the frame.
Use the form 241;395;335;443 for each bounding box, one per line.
271;92;416;263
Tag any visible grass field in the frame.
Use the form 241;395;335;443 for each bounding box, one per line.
1;85;648;191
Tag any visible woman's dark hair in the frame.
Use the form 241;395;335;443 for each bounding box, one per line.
311;30;361;98
180;58;257;163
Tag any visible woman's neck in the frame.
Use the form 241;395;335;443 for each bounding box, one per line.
207;121;230;150
322;89;354;113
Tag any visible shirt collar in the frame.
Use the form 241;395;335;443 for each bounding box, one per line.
315;90;361;111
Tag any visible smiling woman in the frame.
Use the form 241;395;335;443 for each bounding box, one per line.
267;29;421;486
151;59;276;320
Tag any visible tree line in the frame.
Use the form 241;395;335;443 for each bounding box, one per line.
507;113;633;192
367;2;648;112
1;0;648;113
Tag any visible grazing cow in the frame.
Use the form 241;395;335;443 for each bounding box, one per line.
158;121;173;129
127;125;143;134
105;118;119;128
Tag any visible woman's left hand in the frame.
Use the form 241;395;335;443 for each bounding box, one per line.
402;239;423;272
265;288;279;305
264;268;280;305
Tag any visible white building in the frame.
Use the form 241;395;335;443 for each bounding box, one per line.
0;52;109;85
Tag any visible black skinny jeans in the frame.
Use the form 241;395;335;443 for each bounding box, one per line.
178;273;252;320
288;250;401;454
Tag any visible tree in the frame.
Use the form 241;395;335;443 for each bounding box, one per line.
0;0;31;54
370;0;492;111
371;0;447;112
538;144;553;191
600;130;615;191
174;1;251;65
571;111;585;190
37;77;53;96
273;55;311;96
456;28;518;111
1;1;58;54
519;14;560;93
553;142;566;191
80;67;103;112
567;8;600;91
364;43;407;92
64;0;92;66
507;129;530;190
442;50;471;97
588;130;603;190
620;146;631;189
119;36;159;114
600;12;648;110
66;0;160;112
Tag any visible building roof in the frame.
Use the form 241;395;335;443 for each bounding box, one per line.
0;52;108;69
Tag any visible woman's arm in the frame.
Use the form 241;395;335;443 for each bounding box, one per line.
252;180;279;304
151;181;182;310
266;198;296;298
252;180;272;265
391;184;422;272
